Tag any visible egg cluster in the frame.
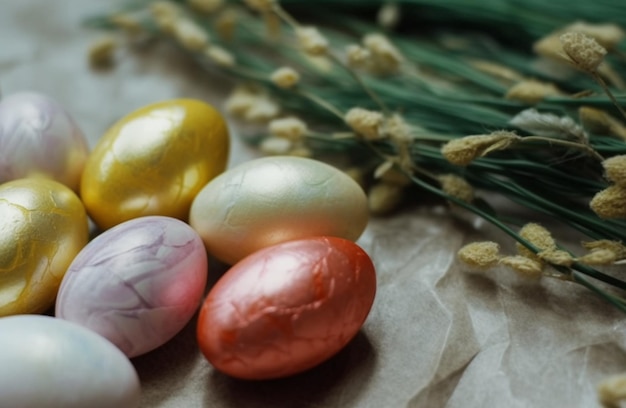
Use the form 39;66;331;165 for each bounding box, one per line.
0;92;376;406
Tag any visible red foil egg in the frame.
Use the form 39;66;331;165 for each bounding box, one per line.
196;236;376;380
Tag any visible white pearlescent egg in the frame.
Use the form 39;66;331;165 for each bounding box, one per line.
56;216;208;357
189;156;369;265
0;315;140;408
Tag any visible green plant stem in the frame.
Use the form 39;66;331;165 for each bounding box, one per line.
89;0;626;313
519;136;605;161
572;271;626;314
407;170;626;292
593;73;626;121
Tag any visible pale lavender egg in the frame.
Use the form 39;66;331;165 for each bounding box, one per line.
56;216;208;357
0;91;89;191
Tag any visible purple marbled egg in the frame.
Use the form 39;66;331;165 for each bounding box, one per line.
56;216;208;357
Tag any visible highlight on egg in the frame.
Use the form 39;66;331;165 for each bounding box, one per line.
189;156;369;265
0;315;141;408
196;236;377;380
0;91;89;192
0;178;89;316
56;216;208;357
80;98;230;230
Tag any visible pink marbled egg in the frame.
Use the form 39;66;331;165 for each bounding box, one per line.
56;216;208;357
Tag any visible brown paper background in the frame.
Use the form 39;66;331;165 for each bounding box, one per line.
3;2;626;407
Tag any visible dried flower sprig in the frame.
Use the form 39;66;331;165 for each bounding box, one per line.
88;0;626;312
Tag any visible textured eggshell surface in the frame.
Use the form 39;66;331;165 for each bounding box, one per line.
0;315;140;408
189;156;369;265
197;236;377;380
80;98;230;230
0;91;89;191
0;178;89;316
56;216;208;357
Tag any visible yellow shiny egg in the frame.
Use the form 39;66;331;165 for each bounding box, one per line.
0;178;89;316
80;99;230;230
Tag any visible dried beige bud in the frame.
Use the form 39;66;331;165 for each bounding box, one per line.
598;373;626;408
516;223;556;260
578;248;619;266
534;22;622;66
499;255;544;279
566;21;625;51
363;33;403;73
441;132;518;166
346;44;371;68
538;249;574;266
344;108;384;140
603;155;626;186
579;240;626;265
380;168;412;186
205;45;235;67
225;85;280;121
244;0;275;12
287;146;313;158
88;36;117;68
468;59;525;83
224;86;258;116
109;14;143;34
457;241;501;270
505;80;563;104
368;182;405;215
377;3;400;29
533;34;569;63
216;8;238;40
259;136;293;155
187;0;223;14
270;66;300;89
243;94;280;122
151;1;180;17
579;106;626;140
150;1;179;34
373;160;394;179
437;174;474;203
560;31;607;72
583;239;626;256
296;26;329;56
382;113;413;143
263;11;281;39
173;19;210;51
590;185;626;219
268;116;308;141
510;108;586;141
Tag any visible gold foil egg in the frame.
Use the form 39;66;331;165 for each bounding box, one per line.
0;178;89;316
80;99;230;230
189;156;369;265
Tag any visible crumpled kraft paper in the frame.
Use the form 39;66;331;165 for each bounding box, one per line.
3;2;626;407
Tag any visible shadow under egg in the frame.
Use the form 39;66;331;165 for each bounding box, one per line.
130;308;203;395
203;330;377;408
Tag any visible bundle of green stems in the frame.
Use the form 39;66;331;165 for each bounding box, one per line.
88;0;626;312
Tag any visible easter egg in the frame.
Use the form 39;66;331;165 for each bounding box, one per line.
197;236;377;379
0;91;89;192
80;99;230;230
0;178;89;316
189;156;369;265
0;315;140;408
56;216;208;357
